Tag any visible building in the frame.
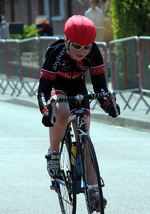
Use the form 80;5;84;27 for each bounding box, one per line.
1;0;93;37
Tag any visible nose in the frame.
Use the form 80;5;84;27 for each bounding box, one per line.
80;46;86;52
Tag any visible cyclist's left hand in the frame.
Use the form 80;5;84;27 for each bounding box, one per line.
42;109;56;127
103;103;120;118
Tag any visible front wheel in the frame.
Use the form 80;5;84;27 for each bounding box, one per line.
81;136;105;214
57;141;76;214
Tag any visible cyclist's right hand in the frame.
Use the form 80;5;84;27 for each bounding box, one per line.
42;109;55;127
103;102;120;118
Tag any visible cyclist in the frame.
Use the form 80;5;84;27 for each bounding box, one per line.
37;15;120;210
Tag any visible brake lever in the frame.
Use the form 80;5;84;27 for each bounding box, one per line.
47;98;56;124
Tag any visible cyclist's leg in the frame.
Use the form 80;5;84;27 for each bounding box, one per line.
49;90;70;151
48;97;77;213
72;111;106;212
47;90;70;177
82;136;106;213
49;93;70;151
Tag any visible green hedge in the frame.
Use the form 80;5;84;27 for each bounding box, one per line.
111;0;150;39
10;24;40;39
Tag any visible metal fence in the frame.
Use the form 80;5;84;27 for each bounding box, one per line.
109;36;140;109
0;39;6;93
0;39;20;95
96;42;108;82
0;36;150;113
139;36;150;92
109;36;150;113
0;37;58;96
0;37;108;97
133;36;150;113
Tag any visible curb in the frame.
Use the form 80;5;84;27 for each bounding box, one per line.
91;113;150;132
1;97;150;132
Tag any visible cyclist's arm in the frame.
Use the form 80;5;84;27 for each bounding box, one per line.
89;43;110;108
37;78;53;114
37;48;57;114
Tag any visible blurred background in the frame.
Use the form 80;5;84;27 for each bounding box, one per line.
0;0;112;43
0;0;150;115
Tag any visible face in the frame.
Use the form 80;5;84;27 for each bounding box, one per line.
90;0;97;8
68;42;92;61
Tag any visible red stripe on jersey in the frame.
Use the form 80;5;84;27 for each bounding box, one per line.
57;71;85;79
90;65;105;76
40;69;57;80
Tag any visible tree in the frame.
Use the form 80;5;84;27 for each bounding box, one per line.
110;0;150;39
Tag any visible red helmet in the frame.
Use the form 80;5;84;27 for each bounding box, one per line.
64;15;97;46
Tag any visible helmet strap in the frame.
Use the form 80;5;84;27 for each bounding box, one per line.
65;39;71;52
65;39;76;60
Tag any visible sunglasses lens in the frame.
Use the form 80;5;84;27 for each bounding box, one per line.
71;42;92;51
84;45;91;50
71;43;82;50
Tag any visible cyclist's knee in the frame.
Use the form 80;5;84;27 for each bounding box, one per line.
56;110;70;125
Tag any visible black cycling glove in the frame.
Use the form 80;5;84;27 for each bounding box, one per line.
42;109;55;127
103;103;120;118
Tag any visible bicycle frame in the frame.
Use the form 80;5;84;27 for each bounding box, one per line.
52;106;88;195
70;108;88;194
54;97;96;195
48;92;117;213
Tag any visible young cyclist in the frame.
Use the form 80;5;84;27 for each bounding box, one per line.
37;15;120;210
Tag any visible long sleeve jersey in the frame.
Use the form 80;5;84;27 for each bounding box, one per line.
37;39;109;113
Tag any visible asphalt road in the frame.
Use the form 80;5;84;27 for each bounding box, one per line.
0;101;150;214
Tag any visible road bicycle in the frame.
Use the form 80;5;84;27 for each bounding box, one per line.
46;92;118;214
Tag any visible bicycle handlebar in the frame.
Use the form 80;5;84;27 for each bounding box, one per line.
47;91;119;124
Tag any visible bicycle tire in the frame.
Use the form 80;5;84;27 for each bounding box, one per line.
81;135;105;214
57;138;76;214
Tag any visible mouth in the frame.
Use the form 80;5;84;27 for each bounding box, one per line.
76;55;83;58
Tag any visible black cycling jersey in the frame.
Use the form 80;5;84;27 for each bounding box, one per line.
37;39;109;114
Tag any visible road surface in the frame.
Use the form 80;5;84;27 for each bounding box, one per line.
0;101;150;214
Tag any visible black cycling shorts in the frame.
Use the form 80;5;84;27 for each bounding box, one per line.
51;77;90;117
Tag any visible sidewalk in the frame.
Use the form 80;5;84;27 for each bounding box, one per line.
90;94;150;132
0;84;150;132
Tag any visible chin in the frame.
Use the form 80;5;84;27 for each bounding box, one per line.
75;56;84;61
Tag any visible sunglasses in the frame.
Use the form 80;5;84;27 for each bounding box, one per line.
70;42;92;51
